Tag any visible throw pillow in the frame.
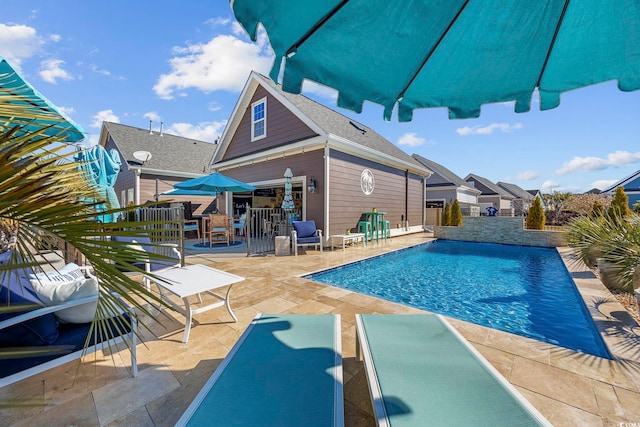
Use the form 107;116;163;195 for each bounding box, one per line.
29;262;85;284
30;276;99;324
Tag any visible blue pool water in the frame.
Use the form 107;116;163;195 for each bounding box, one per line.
306;240;611;359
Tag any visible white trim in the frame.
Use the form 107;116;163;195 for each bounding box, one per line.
324;145;330;240
250;96;267;142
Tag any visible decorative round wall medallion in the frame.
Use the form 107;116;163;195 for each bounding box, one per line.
361;169;375;195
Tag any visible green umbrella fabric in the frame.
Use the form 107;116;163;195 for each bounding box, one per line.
231;0;640;122
173;172;256;194
0;55;85;141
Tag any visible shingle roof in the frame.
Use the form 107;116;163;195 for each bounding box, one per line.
497;181;534;200
465;173;514;198
412;154;471;188
261;75;425;170
103;122;216;174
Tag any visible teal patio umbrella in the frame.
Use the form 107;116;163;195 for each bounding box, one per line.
173;172;256;194
231;0;640;122
0;55;85;141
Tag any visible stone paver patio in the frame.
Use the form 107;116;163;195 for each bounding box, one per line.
1;233;639;426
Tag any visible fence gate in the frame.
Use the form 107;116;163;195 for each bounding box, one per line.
245;207;301;256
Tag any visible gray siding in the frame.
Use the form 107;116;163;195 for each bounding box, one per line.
222;150;326;227
328;150;424;236
223;86;318;161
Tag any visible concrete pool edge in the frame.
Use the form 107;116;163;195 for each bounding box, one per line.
557;246;640;363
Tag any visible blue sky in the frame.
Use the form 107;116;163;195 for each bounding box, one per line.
2;1;639;194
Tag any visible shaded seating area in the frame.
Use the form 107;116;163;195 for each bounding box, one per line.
291;220;323;256
181;201;200;240
355;314;550;426
176;313;343;426
205;213;230;246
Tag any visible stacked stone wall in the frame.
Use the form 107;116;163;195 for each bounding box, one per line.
434;216;566;247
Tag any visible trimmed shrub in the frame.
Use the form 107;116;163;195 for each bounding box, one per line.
441;202;451;226
608;186;632;218
450;199;463;226
526;197;545;230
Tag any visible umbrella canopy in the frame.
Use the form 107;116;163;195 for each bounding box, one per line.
232;1;640;121
173;172;256;194
161;188;218;197
0;55;85;141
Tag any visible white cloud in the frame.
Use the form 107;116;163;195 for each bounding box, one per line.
153;30;274;99
591;180;618;191
301;80;338;101
144;111;161;123
49;34;61;43
555;150;640;175
509;170;539;181
91;109;120;129
166;120;227;143
39;58;72;84
456;122;523;136
0;23;43;68
89;64;112;77
540;180;560;193
397;132;428;147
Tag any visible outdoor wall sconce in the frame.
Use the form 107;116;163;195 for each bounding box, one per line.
308;177;317;193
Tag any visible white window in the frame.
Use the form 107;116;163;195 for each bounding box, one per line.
251;97;266;141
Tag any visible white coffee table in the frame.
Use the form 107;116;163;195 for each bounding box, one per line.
145;264;244;343
330;233;366;251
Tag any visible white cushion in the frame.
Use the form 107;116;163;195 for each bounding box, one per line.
30;264;99;323
29;262;85;284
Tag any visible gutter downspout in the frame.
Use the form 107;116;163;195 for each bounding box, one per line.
405;170;409;231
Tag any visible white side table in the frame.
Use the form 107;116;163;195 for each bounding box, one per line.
145;264;244;342
330;233;366;251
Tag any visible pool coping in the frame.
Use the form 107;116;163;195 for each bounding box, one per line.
557;247;640;363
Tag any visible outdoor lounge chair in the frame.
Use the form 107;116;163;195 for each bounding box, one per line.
176;313;343;427
1;255;138;388
291;220;323;256
355;314;551;427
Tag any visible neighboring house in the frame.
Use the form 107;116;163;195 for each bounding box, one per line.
412;154;481;220
464;173;514;216
99;122;218;214
210;71;433;238
497;181;534;216
601;170;640;209
526;189;546;210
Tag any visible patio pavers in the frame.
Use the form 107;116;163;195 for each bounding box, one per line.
1;233;640;426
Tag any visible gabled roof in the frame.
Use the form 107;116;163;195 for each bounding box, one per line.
214;72;430;176
464;173;514;199
584;188;602;195
601;170;640;193
413;154;479;193
496;181;534;200
102;122;217;177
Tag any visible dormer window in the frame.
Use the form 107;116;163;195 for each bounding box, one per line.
251;97;266;141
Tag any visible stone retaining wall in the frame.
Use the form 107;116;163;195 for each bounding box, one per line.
434;216;566;247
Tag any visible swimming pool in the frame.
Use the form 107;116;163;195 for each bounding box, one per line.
306;240;611;359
